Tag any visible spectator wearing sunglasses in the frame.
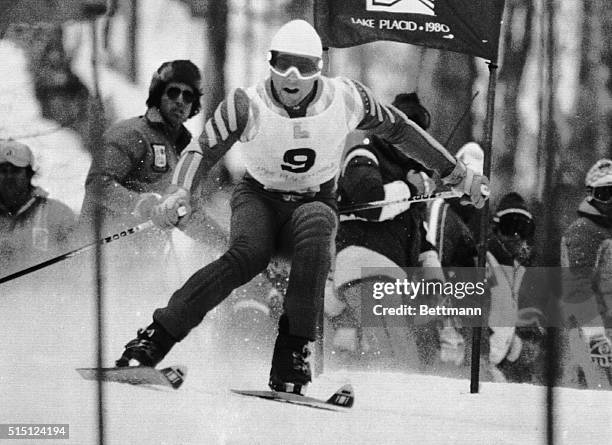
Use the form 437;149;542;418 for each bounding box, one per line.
486;192;548;383
116;20;489;396
80;60;202;237
561;159;612;377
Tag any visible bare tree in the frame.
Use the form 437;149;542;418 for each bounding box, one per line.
202;0;228;119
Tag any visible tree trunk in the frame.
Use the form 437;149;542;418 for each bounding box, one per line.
202;0;228;119
428;50;476;152
497;0;534;193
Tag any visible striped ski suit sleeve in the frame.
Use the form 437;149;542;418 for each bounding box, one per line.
341;77;457;177
172;88;250;191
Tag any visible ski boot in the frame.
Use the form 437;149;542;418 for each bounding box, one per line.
268;332;312;395
115;322;176;368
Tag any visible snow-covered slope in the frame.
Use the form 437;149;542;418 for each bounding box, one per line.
1;262;610;445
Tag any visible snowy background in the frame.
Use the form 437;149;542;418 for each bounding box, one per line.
1;267;612;445
1;2;612;444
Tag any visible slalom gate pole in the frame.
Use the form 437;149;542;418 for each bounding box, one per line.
338;190;462;214
444;91;480;148
0;221;154;285
471;61;499;394
314;45;332;378
88;15;106;445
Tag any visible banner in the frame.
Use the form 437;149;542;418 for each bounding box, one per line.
0;0;107;27
314;0;505;61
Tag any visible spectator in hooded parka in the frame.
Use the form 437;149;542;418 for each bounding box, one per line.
0;140;76;278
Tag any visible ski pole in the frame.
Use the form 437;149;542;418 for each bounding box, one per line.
0;221;155;285
338;189;463;214
444;91;480;148
0;207;187;285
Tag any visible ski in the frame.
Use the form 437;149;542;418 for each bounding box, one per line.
76;365;187;390
231;384;354;411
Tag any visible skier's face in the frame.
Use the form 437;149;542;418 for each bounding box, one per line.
159;81;195;128
271;73;317;108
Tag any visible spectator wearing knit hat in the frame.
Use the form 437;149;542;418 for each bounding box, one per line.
486;192;551;384
0;140;76;277
80;60;203;235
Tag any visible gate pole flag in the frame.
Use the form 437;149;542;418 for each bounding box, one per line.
314;0;505;61
314;0;506;394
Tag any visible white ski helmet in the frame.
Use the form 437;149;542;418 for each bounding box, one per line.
269;20;323;59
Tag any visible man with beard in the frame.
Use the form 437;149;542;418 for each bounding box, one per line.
0;140;76;277
561;159;612;386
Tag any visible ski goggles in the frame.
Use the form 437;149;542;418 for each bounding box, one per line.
164;86;196;104
589;185;612;203
493;209;535;239
268;51;322;80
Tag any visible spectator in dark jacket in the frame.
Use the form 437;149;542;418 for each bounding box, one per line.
560;159;612;385
80;59;203;236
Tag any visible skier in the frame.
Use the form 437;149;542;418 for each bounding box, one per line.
115;20;489;395
561;159;612;378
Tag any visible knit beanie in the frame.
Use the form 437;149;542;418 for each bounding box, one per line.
494;192;532;221
392;92;431;130
146;60;202;117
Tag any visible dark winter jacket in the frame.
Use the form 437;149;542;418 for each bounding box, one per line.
337;136;433;268
427;197;478;268
80;107;192;232
561;199;612;304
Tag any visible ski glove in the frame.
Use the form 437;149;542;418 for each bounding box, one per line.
151;185;191;228
442;160;489;209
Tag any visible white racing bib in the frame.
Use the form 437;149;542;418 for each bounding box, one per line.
239;79;350;191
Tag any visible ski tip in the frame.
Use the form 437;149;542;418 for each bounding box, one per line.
326;384;354;408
